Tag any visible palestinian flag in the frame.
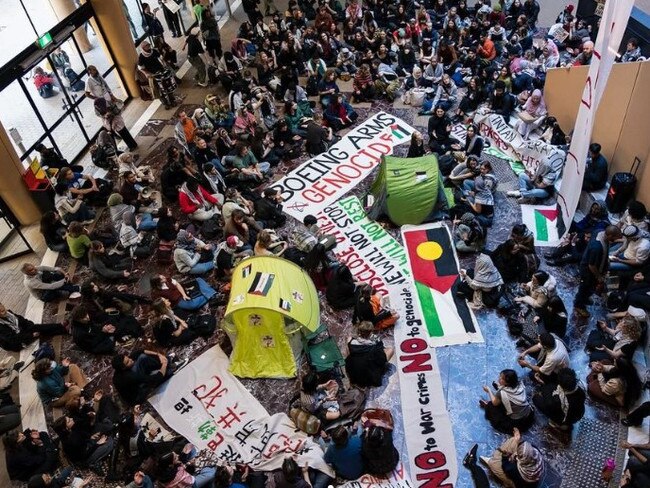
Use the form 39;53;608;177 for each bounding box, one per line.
391;123;410;140
248;272;275;296
402;224;481;346
521;205;560;246
279;298;291;312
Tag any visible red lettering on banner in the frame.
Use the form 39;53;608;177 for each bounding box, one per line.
580;76;593;109
566;151;580;175
194;376;228;409
349;153;375;169
400;353;433;373
415;452;452;488
302;189;326;203
312;180;335;196
401;338;428;353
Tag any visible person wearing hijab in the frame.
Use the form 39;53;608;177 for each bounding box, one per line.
480;369;535;434
173;229;215;275
192;107;214;135
483;428;545;488
178;179;220;222
456;253;504;309
533;367;585;432
94;98;137;150
515;89;547;138
107;193;136;235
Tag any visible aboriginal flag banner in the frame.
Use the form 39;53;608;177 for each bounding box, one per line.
402;223;483;347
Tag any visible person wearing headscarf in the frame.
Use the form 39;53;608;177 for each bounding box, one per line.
480;369;535;434
454;213;486;253
515;89;547;138
107;193;136;235
173;229;214;275
456;253;504;309
533;367;585;432
192;108;214;135
484;428;545;488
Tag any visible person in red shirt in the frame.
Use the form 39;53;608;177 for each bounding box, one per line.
178;179;220;221
477;33;497;63
33;67;57;98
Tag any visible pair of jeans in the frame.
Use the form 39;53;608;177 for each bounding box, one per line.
310;469;334;488
519;172;550;200
87;436;115;465
137;213;158;231
193;467;216;488
189;261;215;275
175;278;217;311
65;203;95;224
41;283;80;302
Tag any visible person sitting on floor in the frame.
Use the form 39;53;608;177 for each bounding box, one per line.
0;302;66;352
52;414;115;470
21;263;81;302
150;297;216;347
534;295;569;338
609;225;650;276
345;320;394;388
480;369;535;434
361;423;400;477
112;349;175;406
150;275;219;312
453;212;487;253
352;284;399;330
518;332;570;384
320;425;364;481
299;371;340;421
482;428;545;488
173;229;215;275
456;253;504;309
32;358;88;408
88;240;133;281
4;429;59;482
533;367;585;432
514;270;557;310
586;315;642;363
70;305;118;355
254;187;287;229
587;357;642;409
326;265;358;311
178;179;220;222
582;142;608;192
507;152;562;204
65;222;92;263
40;211;68;253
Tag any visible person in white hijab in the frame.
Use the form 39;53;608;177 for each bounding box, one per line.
515;89;547;138
483;428;545;488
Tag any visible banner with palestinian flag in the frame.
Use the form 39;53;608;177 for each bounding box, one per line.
401;223;482;347
521;204;560;247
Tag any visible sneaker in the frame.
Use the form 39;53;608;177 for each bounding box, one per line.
69;292;82;299
172;358;190;372
574;307;590;318
197;81;208;87
507;190;521;198
463;444;479;467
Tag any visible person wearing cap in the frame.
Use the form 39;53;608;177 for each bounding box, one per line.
335;47;357;76
254;188;287;229
214;235;251;279
609;225;650;275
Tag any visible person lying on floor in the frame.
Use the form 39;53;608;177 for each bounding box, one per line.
0;302;67;352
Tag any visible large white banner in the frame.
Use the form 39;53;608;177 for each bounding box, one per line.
556;0;635;236
473;111;563;172
149;346;334;476
270;112;416;220
341;463;414;487
318;196;457;487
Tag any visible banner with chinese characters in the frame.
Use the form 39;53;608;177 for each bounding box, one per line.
318;196;457;487
149;346;334;476
269;111;416;220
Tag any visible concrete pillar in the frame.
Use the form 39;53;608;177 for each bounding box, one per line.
48;0;92;53
88;0;140;98
0;125;42;225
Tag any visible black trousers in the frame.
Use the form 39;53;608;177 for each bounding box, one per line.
627;401;650;426
117;127;138;150
574;270;597;308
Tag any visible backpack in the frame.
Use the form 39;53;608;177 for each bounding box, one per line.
156;241;174;264
201;218;221;241
65;67;85;92
33;342;56;362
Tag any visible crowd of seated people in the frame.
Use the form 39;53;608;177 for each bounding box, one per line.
3;1;647;487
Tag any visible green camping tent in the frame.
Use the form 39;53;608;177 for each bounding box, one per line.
222;256;320;379
367;154;449;225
